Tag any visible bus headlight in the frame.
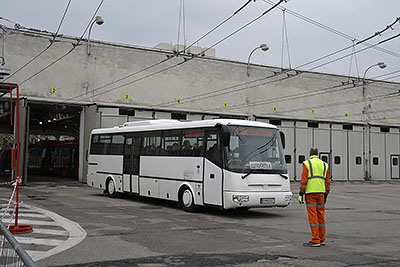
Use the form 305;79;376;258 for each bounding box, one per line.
232;195;249;202
285;195;292;202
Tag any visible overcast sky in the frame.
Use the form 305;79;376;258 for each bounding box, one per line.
1;0;400;82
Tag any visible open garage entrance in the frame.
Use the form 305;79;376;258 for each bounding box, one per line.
0;91;81;184
27;102;81;183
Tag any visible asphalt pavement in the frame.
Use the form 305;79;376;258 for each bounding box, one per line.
1;178;400;267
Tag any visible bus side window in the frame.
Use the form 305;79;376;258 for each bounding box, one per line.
123;137;133;174
162;130;181;156
143;131;162;156
182;128;204;157
132;135;142;175
99;135;112;155
206;130;222;167
110;134;125;155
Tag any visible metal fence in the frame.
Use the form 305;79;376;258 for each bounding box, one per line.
0;220;36;267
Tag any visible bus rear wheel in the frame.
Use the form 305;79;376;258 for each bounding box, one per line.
179;187;197;212
106;178;118;198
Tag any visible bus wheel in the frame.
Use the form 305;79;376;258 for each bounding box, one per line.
179;187;196;212
107;178;118;198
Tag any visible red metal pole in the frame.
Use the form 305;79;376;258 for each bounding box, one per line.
9;84;32;234
14;84;20;228
10;84;13;126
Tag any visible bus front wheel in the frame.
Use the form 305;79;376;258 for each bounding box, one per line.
179;187;197;212
106;178;118;198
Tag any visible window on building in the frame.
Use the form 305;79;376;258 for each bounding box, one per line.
285;155;292;164
334;156;341;165
393;157;398;166
299;155;305;164
321;155;328;163
373;157;379;165
171;113;187;121
343;124;353;130
355;156;362;165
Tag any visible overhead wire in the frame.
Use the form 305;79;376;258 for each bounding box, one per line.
75;0;286;102
212;30;400;111
262;0;400;59
0;17;19;25
63;0;258;103
219;61;400;112
4;0;72;81
261;73;400;117
18;0;105;86
154;17;400;108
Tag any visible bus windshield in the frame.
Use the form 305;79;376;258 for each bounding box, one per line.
225;126;287;174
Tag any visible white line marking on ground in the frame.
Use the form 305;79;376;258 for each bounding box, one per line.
3;219;58;226
1;198;87;262
2;213;47;218
24;204;87;261
15;237;64;246
30;228;69;236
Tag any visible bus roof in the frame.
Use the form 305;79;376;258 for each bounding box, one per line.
91;119;278;135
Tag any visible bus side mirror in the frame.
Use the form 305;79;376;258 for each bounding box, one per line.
280;131;286;149
86;149;89;161
221;125;230;147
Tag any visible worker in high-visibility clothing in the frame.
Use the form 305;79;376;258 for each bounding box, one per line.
298;147;331;247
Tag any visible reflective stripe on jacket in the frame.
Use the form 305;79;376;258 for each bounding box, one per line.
303;155;328;194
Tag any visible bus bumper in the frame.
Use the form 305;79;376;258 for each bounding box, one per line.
223;191;292;209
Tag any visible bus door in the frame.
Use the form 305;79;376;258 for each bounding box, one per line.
390;155;400;179
203;129;223;206
123;133;141;193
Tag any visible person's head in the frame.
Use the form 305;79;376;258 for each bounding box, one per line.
310;147;318;156
183;140;190;148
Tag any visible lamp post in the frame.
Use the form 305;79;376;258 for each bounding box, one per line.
247;43;269;77
362;62;386;97
87;16;104;56
362;62;386;181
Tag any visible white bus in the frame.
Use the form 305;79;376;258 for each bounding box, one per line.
87;119;292;211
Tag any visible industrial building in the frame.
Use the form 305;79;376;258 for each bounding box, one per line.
0;25;399;183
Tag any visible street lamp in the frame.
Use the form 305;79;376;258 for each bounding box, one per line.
362;62;386;95
247;43;269;77
87;16;104;56
362;62;387;181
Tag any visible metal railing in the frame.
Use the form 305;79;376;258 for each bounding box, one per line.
0;220;36;267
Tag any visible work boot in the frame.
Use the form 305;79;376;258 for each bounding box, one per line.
303;241;320;247
320;241;326;246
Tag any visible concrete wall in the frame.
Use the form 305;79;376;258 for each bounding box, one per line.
2;26;399;126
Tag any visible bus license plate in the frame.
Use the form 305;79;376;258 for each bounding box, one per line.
260;198;275;204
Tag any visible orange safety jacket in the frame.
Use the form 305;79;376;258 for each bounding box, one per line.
300;155;331;195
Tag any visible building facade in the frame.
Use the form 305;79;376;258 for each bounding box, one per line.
1;25;399;182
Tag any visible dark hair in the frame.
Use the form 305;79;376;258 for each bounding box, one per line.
310;147;318;156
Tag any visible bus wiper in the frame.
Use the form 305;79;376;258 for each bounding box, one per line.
241;170;254;179
278;171;289;179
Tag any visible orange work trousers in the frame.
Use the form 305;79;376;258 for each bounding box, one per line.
305;193;326;244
